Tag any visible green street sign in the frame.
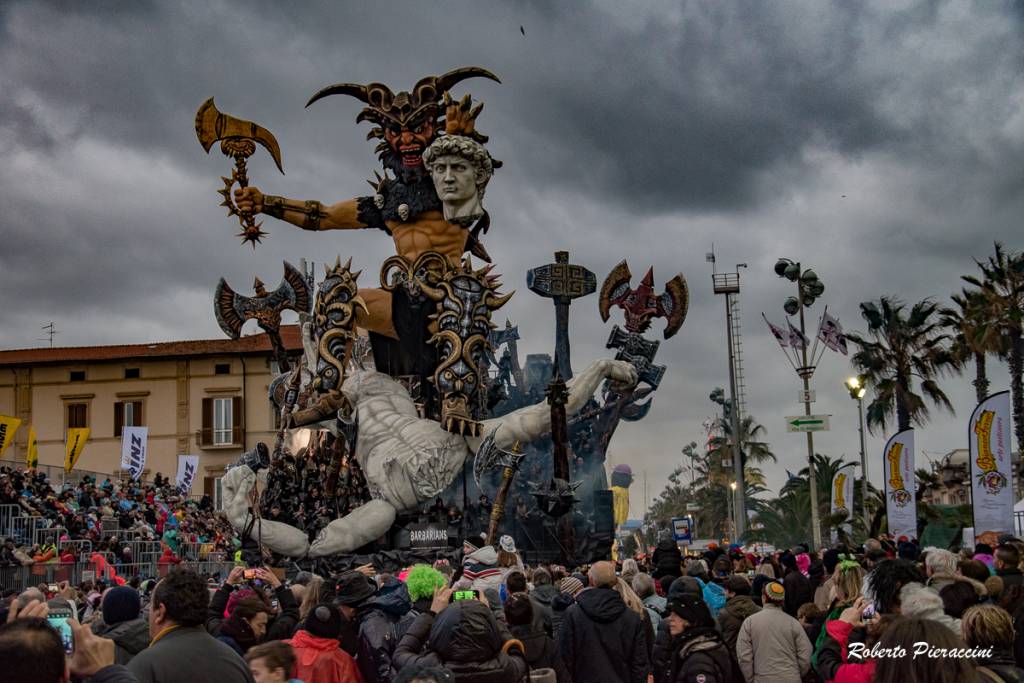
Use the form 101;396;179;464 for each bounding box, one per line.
786;415;830;432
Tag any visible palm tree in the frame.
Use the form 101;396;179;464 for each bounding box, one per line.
963;242;1024;465
941;288;1006;404
847;297;959;433
706;415;776;468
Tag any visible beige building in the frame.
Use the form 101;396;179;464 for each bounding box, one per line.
0;327;301;500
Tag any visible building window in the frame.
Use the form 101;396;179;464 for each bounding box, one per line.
215;363;231;375
124;368;140;379
202;396;242;446
69;370;86;382
67;403;88;429
114;400;143;437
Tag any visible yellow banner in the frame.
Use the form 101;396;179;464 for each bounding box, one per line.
0;415;22;458
64;428;90;472
26;426;38;469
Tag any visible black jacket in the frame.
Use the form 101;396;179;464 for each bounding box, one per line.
393;601;528;682
783;570;815;618
356;577;412;682
653;578;704;683
551;592;575;640
510;623;571;683
980;648;1024;683
91;618;151;665
205;583;300;644
999;568;1024;591
558;588;649;683
653;539;683;579
531;583;560;636
670;627;736;683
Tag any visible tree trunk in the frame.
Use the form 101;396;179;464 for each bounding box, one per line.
1009;326;1024;477
896;375;911;433
973;351;989;404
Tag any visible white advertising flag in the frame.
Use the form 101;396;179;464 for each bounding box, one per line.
120;426;147;470
176;455;199;494
121;426;148;481
970;391;1015;545
883;429;917;540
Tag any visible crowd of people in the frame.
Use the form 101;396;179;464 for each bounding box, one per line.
6;530;1024;682
0;464;239;573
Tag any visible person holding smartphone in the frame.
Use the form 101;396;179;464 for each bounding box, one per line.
0;598;140;683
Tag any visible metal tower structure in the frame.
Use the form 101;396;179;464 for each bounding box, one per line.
708;249;748;539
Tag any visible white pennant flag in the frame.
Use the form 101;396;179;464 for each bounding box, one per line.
970;391;1014;544
176;454;199;494
787;320;808;350
762;314;789;348
121;427;148;481
883;429;917;541
818;311;849;355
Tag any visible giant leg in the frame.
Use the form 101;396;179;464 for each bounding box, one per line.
307;498;397;557
221;464;311;557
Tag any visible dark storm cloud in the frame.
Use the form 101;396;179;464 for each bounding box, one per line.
2;0;1023;505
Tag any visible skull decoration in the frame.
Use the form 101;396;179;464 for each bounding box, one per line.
422;258;512;435
313;257;368;394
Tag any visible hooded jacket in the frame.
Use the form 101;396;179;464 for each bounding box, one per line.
551;591;575;639
530;583;560;635
560;587;649;683
286;629;364;683
392;600;527;682
91;618;150;665
356;577;412;682
717;595;761;653
652;539;683;579
670;627;736;683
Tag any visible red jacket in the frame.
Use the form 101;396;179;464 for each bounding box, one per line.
823;620;876;683
286;630;365;683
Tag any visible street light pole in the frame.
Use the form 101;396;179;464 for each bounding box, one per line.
846;376;870;531
797;285;822;551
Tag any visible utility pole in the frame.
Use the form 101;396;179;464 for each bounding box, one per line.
771;258;828;550
709;250;747;540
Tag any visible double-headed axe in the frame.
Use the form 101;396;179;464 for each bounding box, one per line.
195;98;284;247
473;428;526;546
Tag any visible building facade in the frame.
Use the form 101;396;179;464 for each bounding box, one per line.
0;327;301;500
921;448;1022;506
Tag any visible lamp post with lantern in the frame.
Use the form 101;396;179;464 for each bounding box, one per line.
845;376;870;530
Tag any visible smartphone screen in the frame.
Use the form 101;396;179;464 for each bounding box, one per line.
862;602;876;620
47;611;74;654
450;590;480;602
47;584;59;594
243;569;257;580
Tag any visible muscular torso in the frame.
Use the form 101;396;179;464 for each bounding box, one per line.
387;211;468;262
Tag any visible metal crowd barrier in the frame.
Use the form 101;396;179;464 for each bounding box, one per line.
0;560;237;592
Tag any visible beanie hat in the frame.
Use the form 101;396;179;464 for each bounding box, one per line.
823;548;841;574
763;581;786;603
559;577;584;597
102;586;141;625
499;535;517;554
667;594;713;628
306;603;342;639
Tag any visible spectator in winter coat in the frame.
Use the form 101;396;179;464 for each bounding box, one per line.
962;604;1024;682
996;545;1024;591
652;576;704;683
633;572;667;631
666;594;736;683
781;554;815;619
559;561;650;683
335;570;411;683
814;597;897;683
285;603;364;683
215;596;271;656
90;586;149;665
716;574;761;654
504;591;570;682
874;617;978;683
393;586;527;682
529;567;560;636
206;567;299;647
652;537;683;579
551;576;583;639
736;581;811;683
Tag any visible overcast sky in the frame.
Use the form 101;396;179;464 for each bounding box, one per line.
3;1;1023;519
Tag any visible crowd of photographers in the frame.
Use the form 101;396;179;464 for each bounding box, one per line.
4;533;1024;682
